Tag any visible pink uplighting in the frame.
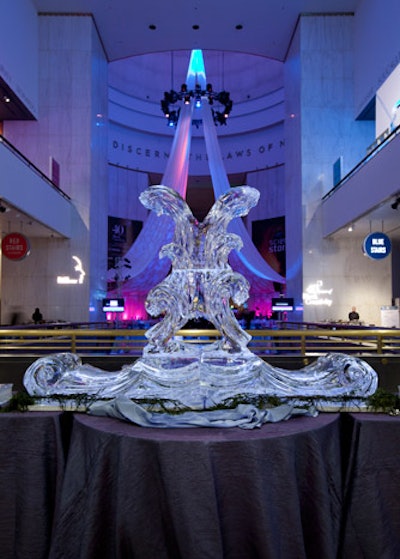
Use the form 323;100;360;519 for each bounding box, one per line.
105;299;149;322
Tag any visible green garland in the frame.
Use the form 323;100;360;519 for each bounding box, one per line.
365;387;400;415
2;391;35;412
1;387;400;415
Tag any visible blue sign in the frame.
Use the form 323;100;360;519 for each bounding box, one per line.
363;232;391;260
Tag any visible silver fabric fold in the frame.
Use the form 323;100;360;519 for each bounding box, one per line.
88;397;317;429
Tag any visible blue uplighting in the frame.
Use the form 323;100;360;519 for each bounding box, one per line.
187;49;206;90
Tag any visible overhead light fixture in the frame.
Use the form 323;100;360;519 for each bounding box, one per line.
167;110;180;128
160;98;170;117
159;82;233;127
347;224;354;232
391;197;400;210
212;110;227;126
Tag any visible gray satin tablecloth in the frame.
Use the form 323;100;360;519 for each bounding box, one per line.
48;413;343;559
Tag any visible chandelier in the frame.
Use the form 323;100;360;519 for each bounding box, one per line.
160;82;233;127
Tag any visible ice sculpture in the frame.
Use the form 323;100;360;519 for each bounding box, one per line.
140;184;257;354
23;184;378;410
23;350;378;409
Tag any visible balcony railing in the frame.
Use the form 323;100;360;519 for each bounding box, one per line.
0;328;399;357
322;122;400;201
0;134;70;200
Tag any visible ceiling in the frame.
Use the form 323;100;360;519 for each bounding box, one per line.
0;78;35;121
329;195;400;242
33;0;358;62
0;201;63;238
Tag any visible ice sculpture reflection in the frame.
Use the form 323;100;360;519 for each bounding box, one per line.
24;185;378;408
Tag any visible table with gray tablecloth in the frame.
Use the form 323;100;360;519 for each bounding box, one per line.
338;413;400;559
48;413;343;559
0;412;66;559
1;411;400;559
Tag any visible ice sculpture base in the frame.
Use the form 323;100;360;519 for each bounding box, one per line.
23;345;378;410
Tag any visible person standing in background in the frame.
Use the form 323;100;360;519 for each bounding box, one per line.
32;307;43;324
348;306;360;322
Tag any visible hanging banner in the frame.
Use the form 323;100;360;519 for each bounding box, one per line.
1;232;30;261
107;217;143;270
252;216;286;277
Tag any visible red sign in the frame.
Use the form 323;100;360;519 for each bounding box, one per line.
1;232;30;261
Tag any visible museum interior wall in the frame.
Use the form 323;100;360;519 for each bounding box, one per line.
2;13;108;323
285;14;390;325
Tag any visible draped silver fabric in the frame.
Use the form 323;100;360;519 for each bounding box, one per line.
88;397;317;428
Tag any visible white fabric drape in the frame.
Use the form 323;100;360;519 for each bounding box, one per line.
108;101;194;293
201;101;285;285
